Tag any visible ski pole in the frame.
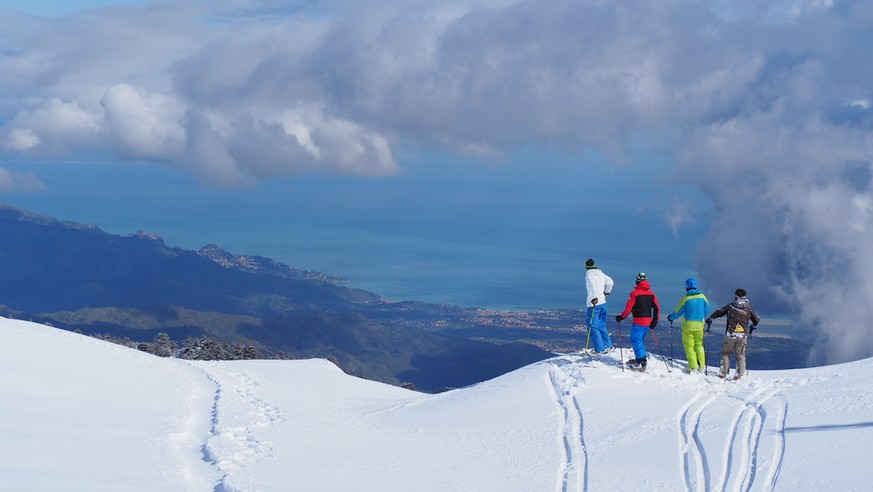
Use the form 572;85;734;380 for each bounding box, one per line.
584;299;597;354
617;320;624;372
650;325;671;373
703;329;709;376
704;321;712;376
669;320;674;367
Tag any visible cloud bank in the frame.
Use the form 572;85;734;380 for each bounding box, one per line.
2;0;872;363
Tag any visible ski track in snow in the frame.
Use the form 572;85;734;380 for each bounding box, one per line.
679;393;715;492
194;362;284;492
549;356;589;492
761;397;788;492
728;386;786;492
671;375;790;492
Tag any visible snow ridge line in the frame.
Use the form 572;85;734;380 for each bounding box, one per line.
679;394;715;492
549;358;588;492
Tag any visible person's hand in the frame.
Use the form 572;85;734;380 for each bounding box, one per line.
649;320;658;329
705;318;712;325
667;314;673;322
615;315;623;323
749;324;757;333
592;298;598;306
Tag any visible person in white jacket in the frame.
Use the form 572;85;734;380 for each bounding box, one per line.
584;258;614;354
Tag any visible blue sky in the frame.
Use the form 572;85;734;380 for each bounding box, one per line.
2;1;144;16
2;0;873;364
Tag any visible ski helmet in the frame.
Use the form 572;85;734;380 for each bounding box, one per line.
635;272;647;283
685;278;698;290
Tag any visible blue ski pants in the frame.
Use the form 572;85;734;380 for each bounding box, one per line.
586;305;612;352
630;323;649;359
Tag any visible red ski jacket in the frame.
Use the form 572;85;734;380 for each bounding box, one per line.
618;280;660;327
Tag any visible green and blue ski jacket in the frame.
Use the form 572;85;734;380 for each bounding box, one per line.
667;288;710;323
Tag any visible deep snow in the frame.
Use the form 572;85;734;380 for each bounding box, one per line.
2;317;872;491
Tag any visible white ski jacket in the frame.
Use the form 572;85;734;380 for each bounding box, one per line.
585;268;614;308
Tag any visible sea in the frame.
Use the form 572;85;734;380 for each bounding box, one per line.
6;153;711;312
3;156;803;339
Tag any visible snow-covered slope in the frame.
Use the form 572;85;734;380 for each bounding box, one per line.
0;318;217;491
2;317;872;491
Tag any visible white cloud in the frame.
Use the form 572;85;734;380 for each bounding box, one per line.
0;98;105;154
849;194;873;232
100;84;186;159
848;99;871;110
663;197;693;237
4;128;40;151
176;110;251;188
0;167;47;192
2;0;873;362
682;111;873;364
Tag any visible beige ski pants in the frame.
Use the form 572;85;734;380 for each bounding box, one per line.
720;336;748;377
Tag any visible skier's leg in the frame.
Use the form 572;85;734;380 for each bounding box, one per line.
630;324;646;359
584;307;594;351
720;338;732;377
736;338;748;377
640;323;649;358
693;328;706;372
588;306;606;352
682;329;698;371
684;321;705;372
597;306;613;349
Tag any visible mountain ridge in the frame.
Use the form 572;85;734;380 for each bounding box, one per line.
0;202;554;391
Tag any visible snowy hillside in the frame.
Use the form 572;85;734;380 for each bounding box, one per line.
2;317;872;491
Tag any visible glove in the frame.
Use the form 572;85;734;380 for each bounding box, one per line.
615;315;623;323
592;298;598;306
705;318;712;325
749;324;757;333
649;320;658;329
604;292;610;297
667;314;674;322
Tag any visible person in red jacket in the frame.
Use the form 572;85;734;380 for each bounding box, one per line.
615;272;660;369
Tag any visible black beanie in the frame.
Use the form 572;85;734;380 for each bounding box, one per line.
735;288;747;297
585;258;596;269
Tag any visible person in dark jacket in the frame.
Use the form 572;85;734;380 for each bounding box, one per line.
615;272;660;369
706;288;761;380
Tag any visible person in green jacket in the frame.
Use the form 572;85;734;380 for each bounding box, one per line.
666;278;711;374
